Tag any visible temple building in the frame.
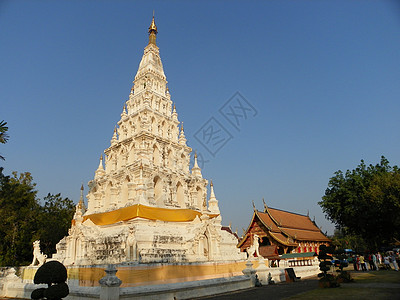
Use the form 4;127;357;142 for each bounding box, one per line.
238;201;331;257
53;17;245;265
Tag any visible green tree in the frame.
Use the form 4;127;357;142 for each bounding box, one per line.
0;120;9;160
37;194;75;256
331;228;367;253
0;168;39;266
0;169;75;266
319;156;400;251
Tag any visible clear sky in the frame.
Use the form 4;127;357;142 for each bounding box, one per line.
1;1;400;236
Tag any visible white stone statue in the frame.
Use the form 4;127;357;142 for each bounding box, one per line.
246;234;263;259
126;227;137;261
30;240;47;266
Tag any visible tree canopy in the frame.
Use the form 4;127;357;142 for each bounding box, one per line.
319;156;400;251
0;168;75;266
0;120;9;160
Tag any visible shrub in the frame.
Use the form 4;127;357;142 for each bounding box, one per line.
31;261;69;300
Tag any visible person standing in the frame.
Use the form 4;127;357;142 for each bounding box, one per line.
391;253;399;271
384;255;391;270
377;252;382;265
360;255;367;271
352;255;358;271
372;253;379;271
368;253;374;270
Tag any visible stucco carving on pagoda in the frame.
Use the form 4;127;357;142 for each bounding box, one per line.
53;16;245;265
84;28;205;215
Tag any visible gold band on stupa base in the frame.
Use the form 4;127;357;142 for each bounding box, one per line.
75;204;219;226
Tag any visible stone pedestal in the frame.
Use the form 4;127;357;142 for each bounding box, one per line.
99;265;122;300
255;259;270;285
242;260;257;286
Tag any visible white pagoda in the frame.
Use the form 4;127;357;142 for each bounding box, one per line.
53;17;244;265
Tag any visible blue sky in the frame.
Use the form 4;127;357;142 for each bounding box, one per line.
1;1;400;236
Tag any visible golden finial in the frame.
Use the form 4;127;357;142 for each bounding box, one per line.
149;12;157;33
210;179;213;187
148;12;158;45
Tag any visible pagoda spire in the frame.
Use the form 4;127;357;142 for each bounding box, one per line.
111;126;118;145
74;185;86;224
179;122;187;145
95;154;106;178
208;180;220;214
148;12;158;45
78;184;86;211
121;104;127;118
191;151;202;177
172;103;178;121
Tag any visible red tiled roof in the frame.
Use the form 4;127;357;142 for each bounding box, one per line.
266;207;331;243
237;206;331;250
268;208;319;231
282;228;331;242
259;245;280;260
269;232;297;246
256;211;281;232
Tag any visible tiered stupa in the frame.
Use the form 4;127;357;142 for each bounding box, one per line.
54;17;244;265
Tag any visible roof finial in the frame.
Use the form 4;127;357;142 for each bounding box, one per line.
262;198;268;212
148;12;158;45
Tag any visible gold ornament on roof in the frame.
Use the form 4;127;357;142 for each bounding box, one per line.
148;13;158;45
148;15;158;34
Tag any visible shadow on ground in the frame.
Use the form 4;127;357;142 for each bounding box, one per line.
193;276;319;300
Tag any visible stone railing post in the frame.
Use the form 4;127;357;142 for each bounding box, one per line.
99;264;122;300
255;258;270;285
1;268;20;298
242;260;257;286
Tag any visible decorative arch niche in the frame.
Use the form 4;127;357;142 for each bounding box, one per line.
153;145;161;166
154;176;163;206
104;181;113;208
121;175;130;207
176;182;184;207
196;186;202;208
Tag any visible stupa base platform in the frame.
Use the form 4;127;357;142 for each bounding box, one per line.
0;260;320;299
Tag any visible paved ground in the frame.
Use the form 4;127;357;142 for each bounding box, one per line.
1;277;320;300
193;276;319;300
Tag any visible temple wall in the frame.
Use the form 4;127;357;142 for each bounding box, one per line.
20;260;248;287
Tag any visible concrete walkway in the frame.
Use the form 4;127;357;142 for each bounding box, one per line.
193;276;319;300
